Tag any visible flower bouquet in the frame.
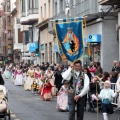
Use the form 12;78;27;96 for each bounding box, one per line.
41;76;46;83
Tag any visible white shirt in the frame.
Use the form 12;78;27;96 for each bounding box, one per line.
98;88;117;102
62;67;90;97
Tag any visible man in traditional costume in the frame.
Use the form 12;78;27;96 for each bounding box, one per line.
62;60;89;120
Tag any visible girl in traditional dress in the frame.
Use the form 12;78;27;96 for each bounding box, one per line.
32;67;41;94
56;80;68;111
45;67;56;96
24;65;34;90
41;78;53;101
38;70;45;94
14;66;24;86
34;67;41;79
4;64;11;79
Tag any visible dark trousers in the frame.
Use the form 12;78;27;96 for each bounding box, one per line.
68;93;86;120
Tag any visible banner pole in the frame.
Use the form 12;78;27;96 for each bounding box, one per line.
50;16;87;22
96;82;99;120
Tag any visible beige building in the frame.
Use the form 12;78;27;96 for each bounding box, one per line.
36;0;54;64
10;0;23;64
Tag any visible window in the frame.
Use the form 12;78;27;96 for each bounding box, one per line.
3;6;5;12
41;7;43;20
7;16;10;26
28;0;38;9
8;30;11;38
34;0;38;8
27;0;38;14
44;4;46;18
55;3;57;15
60;0;63;12
29;0;33;9
48;0;50;17
22;0;25;12
7;1;10;12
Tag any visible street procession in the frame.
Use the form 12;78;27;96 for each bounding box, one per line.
0;0;120;120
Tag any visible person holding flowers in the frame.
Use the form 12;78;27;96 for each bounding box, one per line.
41;77;53;101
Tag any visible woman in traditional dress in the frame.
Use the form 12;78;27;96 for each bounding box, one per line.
41;78;53;101
14;66;24;86
56;80;68;111
4;64;11;79
24;65;34;90
32;67;41;93
45;67;56;96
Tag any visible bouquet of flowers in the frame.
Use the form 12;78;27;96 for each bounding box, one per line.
41;76;46;83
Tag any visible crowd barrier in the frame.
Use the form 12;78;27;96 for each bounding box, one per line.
111;83;118;106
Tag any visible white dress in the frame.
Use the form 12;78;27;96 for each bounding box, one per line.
4;67;11;79
24;69;34;90
14;69;23;86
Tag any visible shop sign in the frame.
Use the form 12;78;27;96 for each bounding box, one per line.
88;34;101;43
29;42;38;52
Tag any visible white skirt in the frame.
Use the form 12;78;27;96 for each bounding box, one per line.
4;71;11;79
14;74;23;86
118;93;120;108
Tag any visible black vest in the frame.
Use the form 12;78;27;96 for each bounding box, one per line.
68;72;84;95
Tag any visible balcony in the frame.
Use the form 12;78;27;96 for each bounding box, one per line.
14;43;23;51
98;0;120;5
7;36;13;40
20;8;39;25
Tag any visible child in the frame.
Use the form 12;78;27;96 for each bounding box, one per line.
56;80;68;111
98;80;119;120
41;78;53;101
90;76;100;101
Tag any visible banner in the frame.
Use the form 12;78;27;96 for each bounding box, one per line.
54;18;84;62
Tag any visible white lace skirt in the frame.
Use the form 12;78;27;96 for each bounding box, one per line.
14;74;23;86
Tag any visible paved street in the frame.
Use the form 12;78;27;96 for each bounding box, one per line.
4;79;120;120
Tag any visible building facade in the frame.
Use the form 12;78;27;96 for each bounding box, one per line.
20;0;39;64
98;0;120;61
48;0;119;71
1;0;14;64
36;0;54;65
10;0;23;64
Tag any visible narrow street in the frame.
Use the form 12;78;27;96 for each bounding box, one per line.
4;79;120;120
